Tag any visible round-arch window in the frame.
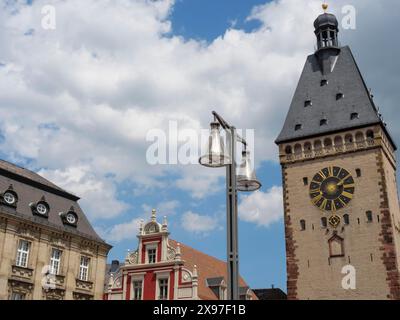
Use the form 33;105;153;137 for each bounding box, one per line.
3;192;16;205
66;213;77;224
37;203;48;215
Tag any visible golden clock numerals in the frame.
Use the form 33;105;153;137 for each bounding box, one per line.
309;166;355;212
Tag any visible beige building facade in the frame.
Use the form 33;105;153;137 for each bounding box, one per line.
0;160;111;300
275;9;400;299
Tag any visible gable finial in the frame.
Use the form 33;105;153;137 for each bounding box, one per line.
151;208;156;222
322;2;328;12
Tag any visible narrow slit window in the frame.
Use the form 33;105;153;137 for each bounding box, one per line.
303;177;308;186
300;219;306;231
356;169;362;177
321;217;327;228
343;214;350;225
366;211;373;223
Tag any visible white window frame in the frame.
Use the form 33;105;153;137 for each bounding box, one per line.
145;243;158;264
16;240;30;268
49;248;62;275
155;271;170;301
132;280;143;300
79;256;90;281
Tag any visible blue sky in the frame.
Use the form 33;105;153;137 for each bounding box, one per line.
104;0;287;291
1;0;400;295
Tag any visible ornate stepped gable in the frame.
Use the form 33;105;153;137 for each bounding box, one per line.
104;209;257;300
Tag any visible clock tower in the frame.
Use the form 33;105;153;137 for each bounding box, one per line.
275;7;400;299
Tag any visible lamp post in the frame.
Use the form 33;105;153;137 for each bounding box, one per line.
199;111;261;300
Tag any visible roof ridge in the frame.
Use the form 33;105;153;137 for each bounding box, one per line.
0;159;79;200
169;238;226;265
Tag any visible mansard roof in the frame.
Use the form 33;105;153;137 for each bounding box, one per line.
0;159;107;244
275;46;396;149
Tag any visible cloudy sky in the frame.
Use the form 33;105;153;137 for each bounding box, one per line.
0;0;399;291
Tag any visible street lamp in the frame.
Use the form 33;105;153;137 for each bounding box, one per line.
199;111;262;300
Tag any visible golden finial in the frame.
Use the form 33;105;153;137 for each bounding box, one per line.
322;3;329;12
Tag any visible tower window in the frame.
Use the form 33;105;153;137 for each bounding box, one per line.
366;130;374;139
343;214;350;225
303;177;308;186
321;79;328;86
350;112;359;120
300;219;306;231
304;100;312;108
356;169;362;177
366;211;373;223
336;93;344;100
321;217;327;228
320;119;328;126
295;124;302;131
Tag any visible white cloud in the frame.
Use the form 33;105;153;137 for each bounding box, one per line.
0;0;398;223
142;199;180;216
38;166;129;220
238;186;283;227
96;217;142;243
181;211;218;234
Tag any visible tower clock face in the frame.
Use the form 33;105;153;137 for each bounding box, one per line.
309;166;355;211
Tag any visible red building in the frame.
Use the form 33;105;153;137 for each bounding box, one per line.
104;210;257;300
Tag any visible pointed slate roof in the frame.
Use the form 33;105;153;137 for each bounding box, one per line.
275;46;395;149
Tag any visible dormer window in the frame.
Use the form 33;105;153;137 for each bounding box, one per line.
350;112;359;120
321;79;328;86
295;124;302;131
1;186;18;208
3;192;16;205
320;119;328;126
336;92;344;100
304;100;312;107
60;207;78;227
66;213;77;224
31;198;50;218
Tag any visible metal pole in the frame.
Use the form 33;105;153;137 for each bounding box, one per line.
226;127;239;300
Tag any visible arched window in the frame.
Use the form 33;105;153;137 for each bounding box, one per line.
304;142;312;152
345;134;353;144
355;132;364;142
366;130;374;140
314;140;322;151
285;145;292;155
324;138;332;148
294;144;302;155
300;219;306;231
334;136;343;148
